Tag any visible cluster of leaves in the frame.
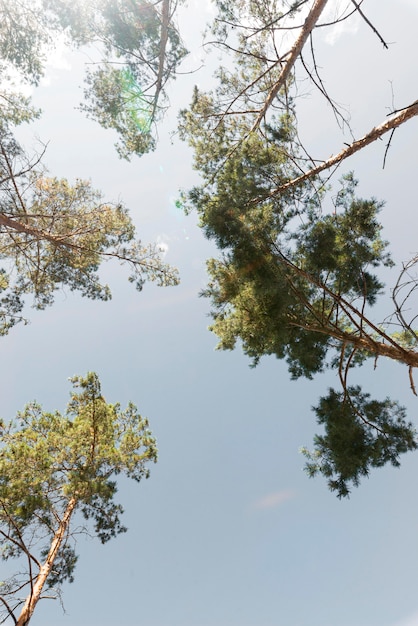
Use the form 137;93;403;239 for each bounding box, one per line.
0;0;185;335
180;86;391;369
0;0;54;84
0;0;187;158
81;64;157;159
0;373;157;621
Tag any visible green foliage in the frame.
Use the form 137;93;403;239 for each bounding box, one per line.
0;90;40;128
0;2;182;335
181;87;391;379
0;0;53;84
294;174;394;305
81;65;155;159
0;373;157;619
302;387;417;498
0;125;179;335
0;0;187;158
0;1;183;335
179;3;418;496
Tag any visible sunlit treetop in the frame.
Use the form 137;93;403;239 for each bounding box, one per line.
0;0;188;158
0;372;157;625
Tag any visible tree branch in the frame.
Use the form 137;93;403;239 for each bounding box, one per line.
0;596;17;625
350;0;388;48
265;101;418;197
250;0;329;132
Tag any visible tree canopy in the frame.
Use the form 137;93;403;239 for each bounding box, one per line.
0;0;187;158
0;0;417;592
0;372;157;626
0;0;183;334
0;1;418;623
0;121;178;334
179;0;418;496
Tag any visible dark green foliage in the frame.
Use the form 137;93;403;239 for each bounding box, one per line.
42;544;78;586
179;2;418;497
180;85;393;381
302;387;417;497
294;174;393;305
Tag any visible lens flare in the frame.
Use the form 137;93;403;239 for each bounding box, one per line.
120;67;153;132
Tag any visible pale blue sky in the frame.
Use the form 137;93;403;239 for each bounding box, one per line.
2;2;418;625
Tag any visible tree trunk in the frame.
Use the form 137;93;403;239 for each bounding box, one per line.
15;498;77;626
152;0;170;120
251;0;329;131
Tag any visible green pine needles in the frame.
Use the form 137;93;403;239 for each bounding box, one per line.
0;373;157;625
301;387;417;498
178;6;418;497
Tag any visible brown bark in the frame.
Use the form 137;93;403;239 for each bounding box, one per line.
276;247;418;369
302;322;418;368
0;213;76;247
268;101;418;196
15;498;77;626
251;0;330;132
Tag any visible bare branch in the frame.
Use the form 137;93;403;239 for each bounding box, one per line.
409;366;417;396
382;127;395;169
0;596;17;625
350;0;388;48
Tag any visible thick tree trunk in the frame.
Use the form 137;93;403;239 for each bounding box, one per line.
15;498;77;626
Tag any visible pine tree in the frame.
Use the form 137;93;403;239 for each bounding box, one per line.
178;3;418;496
0;372;157;625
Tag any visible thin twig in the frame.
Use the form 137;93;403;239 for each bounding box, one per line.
350;0;388;48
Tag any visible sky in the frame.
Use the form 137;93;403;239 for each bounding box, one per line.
2;1;418;625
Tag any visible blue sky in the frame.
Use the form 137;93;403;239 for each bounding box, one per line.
2;1;418;625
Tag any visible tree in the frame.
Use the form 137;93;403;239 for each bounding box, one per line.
0;0;187;159
0;118;179;335
179;1;418;496
200;0;418;181
0;0;183;334
77;0;187;159
0;372;157;626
